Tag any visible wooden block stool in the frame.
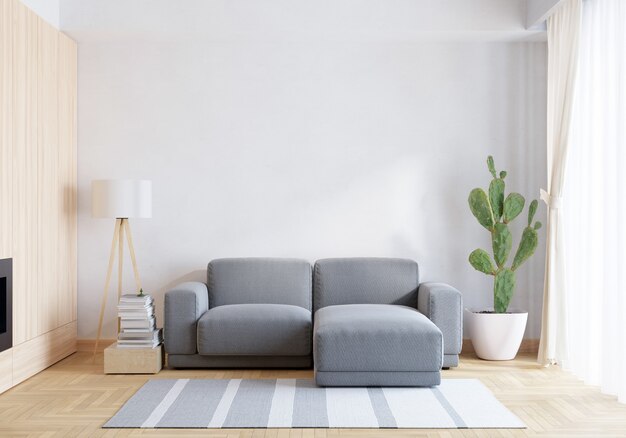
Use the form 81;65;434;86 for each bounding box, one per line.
104;343;163;374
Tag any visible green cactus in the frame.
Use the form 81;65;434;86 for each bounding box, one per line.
468;188;494;231
467;156;542;313
487;156;497;178
503;193;525;223
494;269;515;313
489;178;505;221
527;199;538;226
492;223;512;267
512;226;539;271
469;249;496;275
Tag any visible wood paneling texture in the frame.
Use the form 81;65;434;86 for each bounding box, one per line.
0;0;12;260
0;349;12;393
12;321;77;386
0;0;77;394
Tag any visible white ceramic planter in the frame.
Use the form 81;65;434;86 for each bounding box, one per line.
464;308;528;360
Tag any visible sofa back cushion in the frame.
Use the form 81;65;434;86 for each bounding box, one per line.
313;258;419;312
208;258;312;310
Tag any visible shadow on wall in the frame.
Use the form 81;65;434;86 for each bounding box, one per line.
152;269;207;326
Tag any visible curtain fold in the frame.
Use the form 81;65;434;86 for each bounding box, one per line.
562;0;626;403
538;0;582;366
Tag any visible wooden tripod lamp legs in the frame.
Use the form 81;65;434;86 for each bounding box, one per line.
93;219;121;359
93;218;143;360
123;220;143;294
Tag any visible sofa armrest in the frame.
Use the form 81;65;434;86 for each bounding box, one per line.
417;282;463;355
164;282;209;354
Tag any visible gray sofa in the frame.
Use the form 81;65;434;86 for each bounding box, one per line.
165;258;313;368
313;258;461;386
164;257;462;387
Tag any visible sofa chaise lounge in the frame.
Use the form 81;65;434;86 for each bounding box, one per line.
312;258;461;386
164;257;462;386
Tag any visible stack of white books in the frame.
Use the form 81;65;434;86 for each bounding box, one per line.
117;294;162;348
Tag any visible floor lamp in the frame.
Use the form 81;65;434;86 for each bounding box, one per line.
92;179;152;358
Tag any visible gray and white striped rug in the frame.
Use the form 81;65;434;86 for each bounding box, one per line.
104;378;525;429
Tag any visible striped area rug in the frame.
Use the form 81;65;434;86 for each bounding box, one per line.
104;378;525;429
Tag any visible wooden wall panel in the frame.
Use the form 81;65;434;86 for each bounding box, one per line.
39;20;60;335
11;0;32;345
26;5;40;339
0;0;77;393
57;33;78;326
0;0;12;260
12;321;77;386
0;349;12;393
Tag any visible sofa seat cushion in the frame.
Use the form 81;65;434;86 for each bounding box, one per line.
314;304;443;372
198;304;312;356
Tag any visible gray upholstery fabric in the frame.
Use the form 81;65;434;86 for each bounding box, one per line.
314;304;443;372
314;371;441;387
168;354;312;369
165;258;461;376
208;258;312;310
417;282;463;356
198;304;312;356
443;354;459;368
164;282;209;354
313;258;419;312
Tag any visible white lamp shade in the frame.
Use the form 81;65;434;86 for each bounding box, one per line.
92;179;152;218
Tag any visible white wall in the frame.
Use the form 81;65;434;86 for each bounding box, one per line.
20;0;60;28
77;40;547;339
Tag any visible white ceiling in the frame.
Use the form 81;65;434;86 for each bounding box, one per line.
23;0;553;43
527;0;561;28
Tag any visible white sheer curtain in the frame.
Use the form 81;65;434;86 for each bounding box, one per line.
562;0;626;403
538;0;581;366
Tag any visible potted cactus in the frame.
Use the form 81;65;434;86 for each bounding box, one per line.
465;156;541;360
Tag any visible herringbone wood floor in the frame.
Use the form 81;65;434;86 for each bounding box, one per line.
0;351;625;437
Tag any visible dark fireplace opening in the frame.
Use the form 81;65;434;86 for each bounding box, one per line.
0;278;6;334
0;258;12;353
